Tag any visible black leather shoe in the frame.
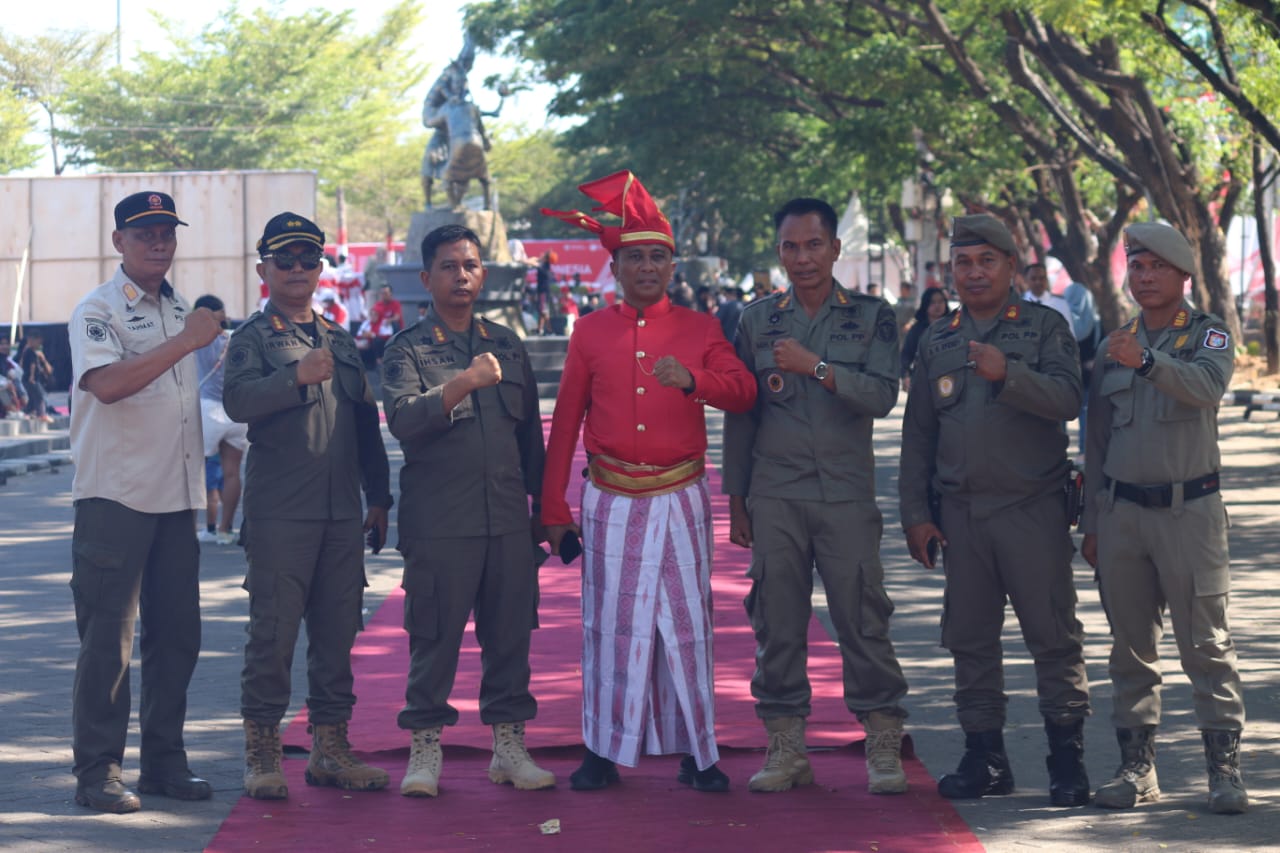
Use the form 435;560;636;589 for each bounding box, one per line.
137;770;213;801
75;779;142;814
569;750;620;791
676;755;730;793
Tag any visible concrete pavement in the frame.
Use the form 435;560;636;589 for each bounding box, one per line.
1;398;1278;851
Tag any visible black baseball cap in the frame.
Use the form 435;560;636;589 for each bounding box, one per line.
257;212;325;255
114;191;189;230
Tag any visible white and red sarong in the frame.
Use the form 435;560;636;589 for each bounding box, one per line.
579;477;720;770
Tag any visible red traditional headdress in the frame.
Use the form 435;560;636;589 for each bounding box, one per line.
540;170;675;253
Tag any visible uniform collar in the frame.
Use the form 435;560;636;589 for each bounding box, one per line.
422;305;477;351
616;295;673;321
951;291;1022;329
113;266;174;312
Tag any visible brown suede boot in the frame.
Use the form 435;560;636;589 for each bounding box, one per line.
304;721;389;791
243;720;288;800
748;717;813;792
864;711;908;794
488;722;555;790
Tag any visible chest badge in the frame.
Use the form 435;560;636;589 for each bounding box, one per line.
767;373;784;393
1174;334;1189;349
937;374;956;398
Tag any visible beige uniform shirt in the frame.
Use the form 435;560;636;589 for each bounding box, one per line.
69;266;205;513
1080;304;1233;533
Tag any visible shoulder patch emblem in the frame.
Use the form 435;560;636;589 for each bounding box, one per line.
383;358;406;382
1203;328;1229;350
229;346;249;367
876;316;898;343
85;320;108;342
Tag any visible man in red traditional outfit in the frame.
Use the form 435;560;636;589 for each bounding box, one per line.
541;171;757;792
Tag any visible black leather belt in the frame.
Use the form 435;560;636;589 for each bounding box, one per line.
1108;472;1220;508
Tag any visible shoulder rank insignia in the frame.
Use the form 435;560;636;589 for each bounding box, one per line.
476;321;490;339
1003;304;1020;321
1203;328;1229;350
1172;309;1189;329
949;310;962;329
432;325;448;344
775;293;791;310
1128;318;1140;334
122;282;139;303
270;314;288;332
835;289;850;306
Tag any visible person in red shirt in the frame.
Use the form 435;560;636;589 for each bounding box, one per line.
541;171;756;793
367;285;404;363
320;291;349;328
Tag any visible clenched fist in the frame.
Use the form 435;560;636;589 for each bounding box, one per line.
653;355;693;390
966;341;1007;382
296;347;335;386
1106;328;1143;369
180;307;222;351
772;338;820;376
467;352;502;389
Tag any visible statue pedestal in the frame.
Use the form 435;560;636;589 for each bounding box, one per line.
404;208;512;266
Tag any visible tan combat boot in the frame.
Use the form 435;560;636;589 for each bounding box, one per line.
304;721;389;791
488;721;555;790
864;711;908;794
401;727;443;797
1095;726;1159;808
1202;730;1249;815
748;716;814;792
243;720;288;800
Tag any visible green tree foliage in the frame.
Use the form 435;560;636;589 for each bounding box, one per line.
0;28;110;174
65;3;425;187
0;88;39;174
471;0;1276;337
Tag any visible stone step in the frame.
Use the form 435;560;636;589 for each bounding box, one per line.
0;430;71;461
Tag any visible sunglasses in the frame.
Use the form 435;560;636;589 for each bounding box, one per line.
263;250;324;271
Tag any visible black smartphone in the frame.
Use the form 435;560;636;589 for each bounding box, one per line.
559;531;582;565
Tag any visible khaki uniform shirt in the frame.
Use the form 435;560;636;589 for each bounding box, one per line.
380;310;543;539
899;294;1081;526
224;302;391;521
722;283;899;501
1080;304;1233;533
69;266;204;513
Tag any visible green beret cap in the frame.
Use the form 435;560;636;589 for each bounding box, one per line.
1124;222;1194;275
950;214;1016;255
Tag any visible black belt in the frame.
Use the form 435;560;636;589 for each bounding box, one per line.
1108;473;1219;508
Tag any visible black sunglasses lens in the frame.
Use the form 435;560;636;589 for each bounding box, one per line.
271;253;322;271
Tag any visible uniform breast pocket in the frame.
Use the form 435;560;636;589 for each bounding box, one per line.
754;350;797;403
1002;342;1041;371
1099;367;1135;426
334;351;367;401
926;358;966;410
827;339;870;371
498;372;528;421
1156;393;1200;422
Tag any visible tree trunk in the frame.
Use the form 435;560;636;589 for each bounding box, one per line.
1257;144;1279;374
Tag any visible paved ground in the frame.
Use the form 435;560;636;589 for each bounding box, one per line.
1;396;1278;851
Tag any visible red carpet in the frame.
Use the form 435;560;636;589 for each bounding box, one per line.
207;420;981;852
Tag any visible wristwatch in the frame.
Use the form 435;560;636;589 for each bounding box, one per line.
812;361;830;381
1136;347;1155;376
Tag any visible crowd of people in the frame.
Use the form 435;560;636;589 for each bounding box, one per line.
62;182;1248;830
0;331;56;422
